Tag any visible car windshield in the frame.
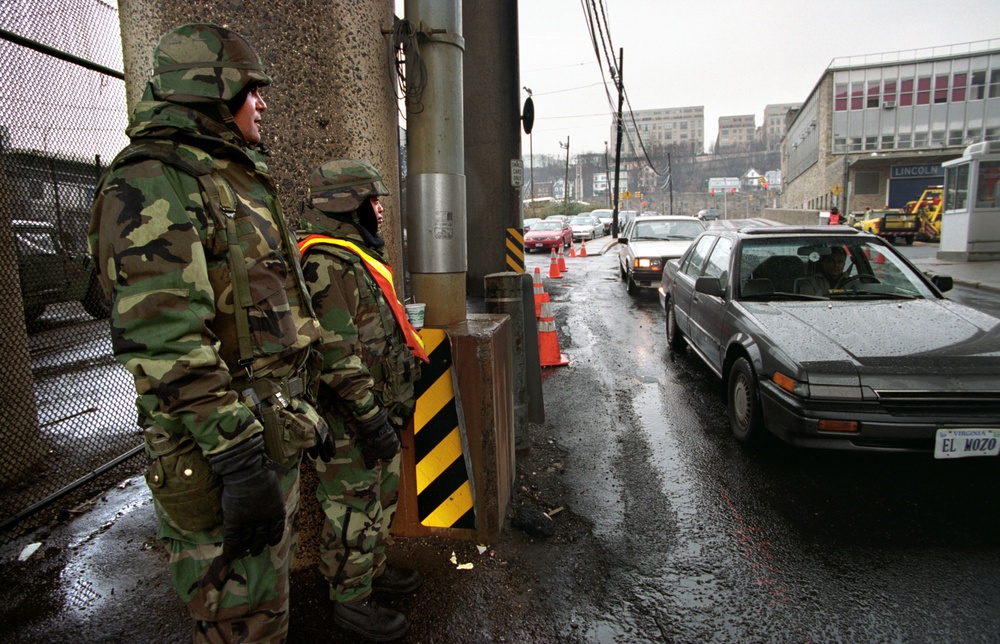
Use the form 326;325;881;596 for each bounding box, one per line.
631;221;705;241
570;217;595;225
532;222;563;231
737;237;939;301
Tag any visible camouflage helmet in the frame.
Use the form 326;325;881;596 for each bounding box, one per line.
151;23;272;102
309;159;390;213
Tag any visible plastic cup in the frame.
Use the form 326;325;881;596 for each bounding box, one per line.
404;303;426;329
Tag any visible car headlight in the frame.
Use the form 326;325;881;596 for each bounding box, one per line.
634;258;661;269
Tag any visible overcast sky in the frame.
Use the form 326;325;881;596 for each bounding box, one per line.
517;0;1000;158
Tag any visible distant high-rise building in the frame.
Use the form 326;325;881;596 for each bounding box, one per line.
614;105;705;155
761;103;802;150
716;114;756;151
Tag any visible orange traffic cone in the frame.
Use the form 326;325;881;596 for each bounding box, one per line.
568;240;576;257
580;240;588;257
537;301;569;367
548;248;563;278
558;246;569;272
532;266;550;317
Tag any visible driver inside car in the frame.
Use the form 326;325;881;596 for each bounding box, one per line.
796;245;849;294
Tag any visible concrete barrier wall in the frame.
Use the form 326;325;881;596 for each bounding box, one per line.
762;208;825;225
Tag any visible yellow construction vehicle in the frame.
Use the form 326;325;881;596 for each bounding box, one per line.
905;185;943;242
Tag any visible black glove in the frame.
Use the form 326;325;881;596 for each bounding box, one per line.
353;408;400;469
306;417;336;462
208;435;285;562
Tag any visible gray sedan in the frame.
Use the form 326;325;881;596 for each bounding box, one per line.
659;225;1000;457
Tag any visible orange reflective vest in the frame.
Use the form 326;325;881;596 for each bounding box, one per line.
298;234;429;363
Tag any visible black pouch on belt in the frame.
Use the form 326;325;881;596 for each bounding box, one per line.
144;431;223;532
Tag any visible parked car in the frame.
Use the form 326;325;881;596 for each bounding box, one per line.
523;219;573;252
590;208;613;235
523;217;541;233
618;215;705;295
569;215;604;241
14;219;110;324
659;224;1000;457
696;207;720;221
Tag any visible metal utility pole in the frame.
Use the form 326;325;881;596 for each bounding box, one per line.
668;152;674;215
559;136;570;215
611;48;624;237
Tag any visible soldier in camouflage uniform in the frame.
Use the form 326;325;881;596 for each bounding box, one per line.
297;159;428;641
89;23;329;642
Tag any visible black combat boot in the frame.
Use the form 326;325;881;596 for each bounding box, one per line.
333;594;408;642
372;564;423;595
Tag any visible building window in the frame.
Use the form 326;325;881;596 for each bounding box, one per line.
882;134;895;149
949;129;965;146
952;73;967;101
833;136;846;152
883;80;897;104
934;75;949;104
971;71;986;100
899;78;914;106
865;135;878;150
976;161;1000;208
916;77;931;105
990;70;1000;98
944;163;969;211
967;127;982;142
897;129;912;149
986;126;1000;142
931;129;946;146
914;130;929;148
851;82;864;110
867;81;880;108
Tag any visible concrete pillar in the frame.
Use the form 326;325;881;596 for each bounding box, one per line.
116;1;403;271
116;0;401;569
463;0;522;297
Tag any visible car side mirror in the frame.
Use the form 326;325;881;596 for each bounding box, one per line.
695;276;724;298
929;273;953;293
618;237;628;244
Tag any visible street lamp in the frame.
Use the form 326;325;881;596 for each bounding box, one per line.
559;136;570;216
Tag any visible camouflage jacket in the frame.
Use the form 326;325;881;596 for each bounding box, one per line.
89;97;321;455
297;208;420;426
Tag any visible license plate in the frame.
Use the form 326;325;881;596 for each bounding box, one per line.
934;429;1000;459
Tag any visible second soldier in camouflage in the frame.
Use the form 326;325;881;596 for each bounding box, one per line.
297;159;427;641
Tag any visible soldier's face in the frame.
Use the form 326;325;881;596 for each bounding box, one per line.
234;86;267;144
370;196;384;230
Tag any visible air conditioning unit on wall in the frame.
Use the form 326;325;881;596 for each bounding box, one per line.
883;101;896;109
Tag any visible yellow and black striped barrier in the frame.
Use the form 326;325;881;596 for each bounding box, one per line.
505;228;525;273
412;329;476;529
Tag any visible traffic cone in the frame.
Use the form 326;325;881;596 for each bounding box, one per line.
548;248;563;278
580;240;588;257
558;246;569;272
875;250;885;264
568;240;576;257
537;301;569;367
532;266;550;317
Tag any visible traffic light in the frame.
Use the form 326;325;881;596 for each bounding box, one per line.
762;182;768;189
730;188;736;195
711;189;715;196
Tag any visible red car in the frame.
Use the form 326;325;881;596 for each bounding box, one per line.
524;219;573;252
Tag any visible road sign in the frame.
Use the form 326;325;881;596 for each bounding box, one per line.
511;159;524;187
623;191;632;200
831;185;843;195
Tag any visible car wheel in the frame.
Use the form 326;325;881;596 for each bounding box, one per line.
904;236;913;245
666;299;684;351
728;357;764;445
626;272;638;296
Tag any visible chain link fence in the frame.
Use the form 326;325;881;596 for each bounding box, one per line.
0;0;141;539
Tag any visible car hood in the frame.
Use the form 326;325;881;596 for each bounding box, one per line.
626;239;695;257
742;299;1000;383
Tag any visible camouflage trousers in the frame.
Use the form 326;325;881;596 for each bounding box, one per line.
156;455;301;644
313;430;401;602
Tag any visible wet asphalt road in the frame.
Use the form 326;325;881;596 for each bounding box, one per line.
529;242;1000;641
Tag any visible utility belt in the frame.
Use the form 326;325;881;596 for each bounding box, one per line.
233;374;321;465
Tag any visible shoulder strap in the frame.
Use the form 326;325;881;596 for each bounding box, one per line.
112;141;258;367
